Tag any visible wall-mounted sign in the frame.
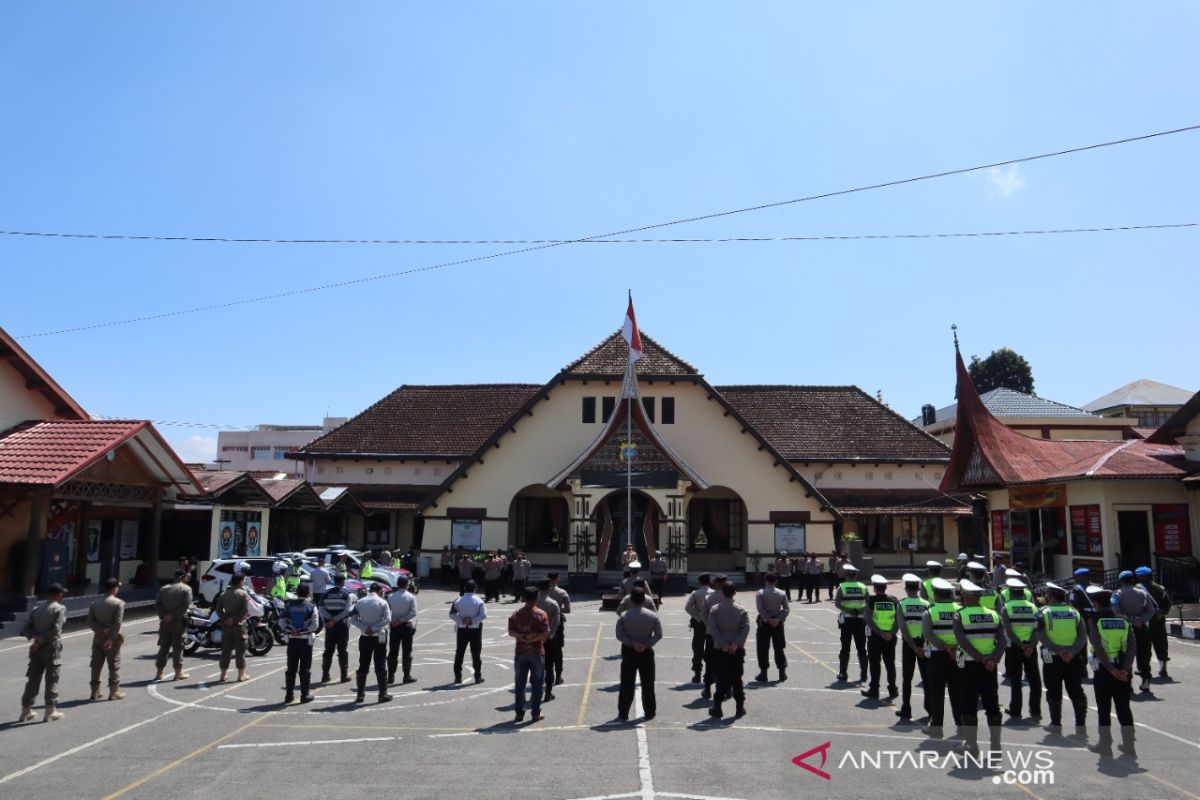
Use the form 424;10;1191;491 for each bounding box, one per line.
1153;504;1191;556
1010;484;1067;510
451;519;482;551
118;520;139;560
774;523;806;553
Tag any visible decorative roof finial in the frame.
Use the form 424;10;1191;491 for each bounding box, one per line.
951;323;959;352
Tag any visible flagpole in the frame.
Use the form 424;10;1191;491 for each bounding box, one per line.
626;353;633;549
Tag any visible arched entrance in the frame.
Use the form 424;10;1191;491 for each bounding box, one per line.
593;490;662;570
508;485;569;555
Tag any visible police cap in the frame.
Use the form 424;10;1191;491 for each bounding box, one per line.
960;579;983;593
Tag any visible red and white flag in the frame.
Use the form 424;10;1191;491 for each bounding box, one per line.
621;292;643;362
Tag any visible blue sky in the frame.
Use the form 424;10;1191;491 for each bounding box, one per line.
2;3;1197;462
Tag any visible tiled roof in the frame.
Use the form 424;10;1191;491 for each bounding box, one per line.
920;388;1097;426
821;489;974;516
0;326;88;420
336;484;437;511
716;386;951;462
563;331;699;377
1083;379;1194;412
298;384;542;457
0;420;147;485
194;470;249;494
1147;389;1200;444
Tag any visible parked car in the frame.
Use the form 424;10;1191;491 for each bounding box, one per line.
198;557;282;604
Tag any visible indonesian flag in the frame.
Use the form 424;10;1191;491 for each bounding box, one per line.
621;292;643;362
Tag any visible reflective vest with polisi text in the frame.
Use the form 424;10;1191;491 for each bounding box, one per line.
1003;597;1037;643
958;606;1001;657
1096;616;1131;661
1042;604;1081;648
978;586;998;610
870;597;897;632
928;601;961;647
839;581;867;612
899;596;930;639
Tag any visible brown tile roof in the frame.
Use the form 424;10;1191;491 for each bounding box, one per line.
0;420;147;485
299;384;542;457
0;326;88;420
820;489;974;516
564;331;699;377
715;386;952;462
329;483;437;511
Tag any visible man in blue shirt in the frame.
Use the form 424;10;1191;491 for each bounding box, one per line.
318;573;354;684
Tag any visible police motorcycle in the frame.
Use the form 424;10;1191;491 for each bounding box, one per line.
184;561;275;656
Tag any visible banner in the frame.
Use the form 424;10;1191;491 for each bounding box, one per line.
774;523;806;553
1010;484;1067;510
217;518;237;559
1152;504;1192;556
246;521;261;556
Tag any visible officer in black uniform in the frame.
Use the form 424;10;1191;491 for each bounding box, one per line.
318;572;355;683
282;583;319;704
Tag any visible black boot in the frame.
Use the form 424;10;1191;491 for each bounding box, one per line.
321;669;331;683
896;704;912;720
778;668;787;682
861;687;879;699
735;700;746;718
475;672;484;684
709;703;723;718
355;674;366;703
285;676;296;704
377;672;392;702
755;671;768;682
299;675;313;703
691;671;701;684
701;685;712;699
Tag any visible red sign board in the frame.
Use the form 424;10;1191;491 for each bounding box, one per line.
1070;505;1104;556
991;511;1008;550
1152;504;1192;556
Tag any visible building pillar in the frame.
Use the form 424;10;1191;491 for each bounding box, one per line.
147;487;163;584
22;493;49;597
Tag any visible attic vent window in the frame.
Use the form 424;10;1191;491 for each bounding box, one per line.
602;396;616;423
661;397;675;424
582;397;597;424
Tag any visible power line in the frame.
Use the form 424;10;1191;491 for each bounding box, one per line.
1;222;1194;246
94;415;252;430
16;122;1200;340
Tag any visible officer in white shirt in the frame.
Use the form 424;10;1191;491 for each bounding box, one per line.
350;583;392;704
387;575;418;685
451;580;488;684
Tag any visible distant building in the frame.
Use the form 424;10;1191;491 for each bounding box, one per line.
915;387;1135;445
1083;379;1193;429
216;419;346;477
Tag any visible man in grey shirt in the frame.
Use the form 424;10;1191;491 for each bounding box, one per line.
309;562;331;607
616;589;663;721
684;574;713;684
1112;570;1157;692
699;574;728;700
350;583;392;704
707;582;750;719
754;572;789;683
536;580;562;703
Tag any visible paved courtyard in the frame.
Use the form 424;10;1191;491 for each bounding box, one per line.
0;586;1197;800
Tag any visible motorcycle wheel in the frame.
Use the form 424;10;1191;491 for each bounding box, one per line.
184;637;201;655
248;626;274;656
273;627;287;646
410;581;420;595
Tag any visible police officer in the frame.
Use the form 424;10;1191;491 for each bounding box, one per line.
999;577;1041;719
1069;567;1095;625
154;568;193;682
997;568;1024;604
684;574;713;684
87;577;125;701
546;571;571;687
285;558;305;594
649;550;669;602
774;552;793;600
616;579;657;614
1085;584;1137;760
707;581;750;718
511;552;531;601
1137;565;1171;678
754;572;789;683
919;560;944;602
19;583;66;723
965;561;998;611
351;583;393;703
1112;569;1157;692
700;573;727;699
621;562;643;598
920;577;961;737
270;560;288;600
862;574;899;701
1035;583;1088;733
318;571;355;683
387;574;418;685
953;579;1005;755
536;579;562;702
282;582;319;704
896;573;929;721
215;572;251;683
451;579;488;684
834;564;868;683
616;588;663;721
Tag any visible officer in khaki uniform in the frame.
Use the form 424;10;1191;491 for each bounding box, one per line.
215;573;251;682
20;583;67;722
155;568;194;681
87;577;126;700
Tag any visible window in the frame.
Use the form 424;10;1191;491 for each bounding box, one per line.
688;498;745;552
661;397;675;424
602;396;616;423
642;397;655;422
515;497;569;551
861;516;894;551
273;449;288;460
582;396;597;424
913;515;944;552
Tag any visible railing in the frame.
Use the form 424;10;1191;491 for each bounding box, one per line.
1155;555;1200;603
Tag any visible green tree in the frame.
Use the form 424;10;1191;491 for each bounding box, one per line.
966;347;1035;394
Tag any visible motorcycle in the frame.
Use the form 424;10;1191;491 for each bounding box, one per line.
264;596;288;645
183;604;274;656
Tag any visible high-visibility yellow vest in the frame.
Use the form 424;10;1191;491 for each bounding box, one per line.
922;577;938;600
958;606;1001;657
839;581;867;611
870;598;897;632
271;576;287;599
1095;616;1130;661
1003;597;1037;643
978;587;998;610
1042;604;1081;648
361;561;374;579
899;596;930;639
927;601;961;646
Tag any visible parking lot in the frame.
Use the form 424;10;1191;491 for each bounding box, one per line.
0;585;1197;800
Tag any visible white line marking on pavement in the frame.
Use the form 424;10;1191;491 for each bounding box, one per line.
634;693;654;800
218;735;400;749
0;616;158;653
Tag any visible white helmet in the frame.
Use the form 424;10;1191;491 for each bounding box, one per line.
234;560;251;576
272;561;288;575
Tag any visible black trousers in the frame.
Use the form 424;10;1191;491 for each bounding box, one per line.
900;640;929;714
483;579;500;602
838;617;867;678
1004;644;1042;715
356;634;387;694
650;576;665;600
285;638;313;696
454;627;483;678
690;620;706;677
826;572;836;599
618;646;656;718
386;622;414;682
804;574;820;602
703;633;717;689
321;621;349;678
1131;624;1153;679
713;647;745;707
1093;666;1134;727
512;578;527;601
544;634;562;694
957;660;1002;752
924;650;962;728
867;634;896;692
1042;655;1087;726
550;622;565;681
755;619;788;672
777;575;792;600
1149;615;1169;665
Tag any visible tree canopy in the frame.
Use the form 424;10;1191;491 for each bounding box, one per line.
967;347;1035;395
